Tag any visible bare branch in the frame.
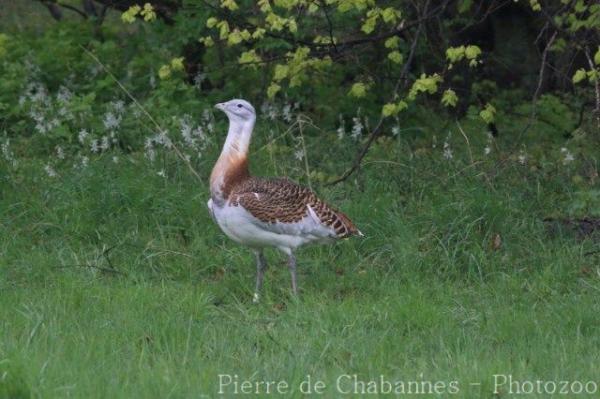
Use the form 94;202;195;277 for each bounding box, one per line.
531;30;557;120
584;46;600;130
57;1;89;19
41;1;63;20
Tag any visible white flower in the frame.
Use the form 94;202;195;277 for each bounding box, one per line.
44;164;57;177
351;117;363;140
484;146;491;155
78;129;89;144
561;147;574;164
100;136;110;151
153;130;172;148
80;156;89;168
1;140;10;159
179;116;196;146
261;102;278;121
145;137;156;161
112;156;119;163
55;145;65;160
336;115;345;140
560;147;575;165
1;139;17;167
56;86;72;104
443;141;453;159
102;111;121;130
518;152;527;164
282;104;292;123
193;126;206;141
294;149;304;161
35;122;47;134
202;109;211;123
90;139;99;153
157;169;166;178
112;100;125;113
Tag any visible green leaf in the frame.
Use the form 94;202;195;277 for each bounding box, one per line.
381;7;399;24
238;50;261;66
273;64;289;81
206;17;218;28
382;103;397;117
288;18;298;33
158;65;171;79
464;45;481;60
572;68;587;84
446;46;465;63
216;21;230;39
361;13;378;34
384;37;399;49
441;89;458;107
170;57;185;71
594;47;600;65
349;82;368;98
387;51;403;64
227;29;243;45
220;0;239;11
479;103;496;124
529;0;541;11
267;83;281;98
408;73;443;99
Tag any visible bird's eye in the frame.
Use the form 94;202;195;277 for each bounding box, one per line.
237;104;243;108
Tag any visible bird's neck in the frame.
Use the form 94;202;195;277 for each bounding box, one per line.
210;119;255;203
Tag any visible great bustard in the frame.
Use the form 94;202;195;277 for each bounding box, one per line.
208;99;362;302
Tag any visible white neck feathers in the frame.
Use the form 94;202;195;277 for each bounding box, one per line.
210;117;255;203
220;118;255;157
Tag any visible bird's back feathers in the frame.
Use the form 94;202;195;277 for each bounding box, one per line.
229;177;361;239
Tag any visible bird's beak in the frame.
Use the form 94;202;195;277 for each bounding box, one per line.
214;102;226;111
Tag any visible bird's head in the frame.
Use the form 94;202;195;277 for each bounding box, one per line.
214;99;256;125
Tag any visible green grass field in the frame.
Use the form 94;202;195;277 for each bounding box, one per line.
2;123;600;398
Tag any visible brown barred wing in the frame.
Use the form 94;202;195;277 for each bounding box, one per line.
230;177;361;239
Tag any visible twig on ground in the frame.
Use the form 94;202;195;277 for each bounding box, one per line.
54;264;128;276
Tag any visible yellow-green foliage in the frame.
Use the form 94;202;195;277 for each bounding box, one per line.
129;0;598;130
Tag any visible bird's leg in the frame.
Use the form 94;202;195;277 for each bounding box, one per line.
288;253;298;296
253;251;267;303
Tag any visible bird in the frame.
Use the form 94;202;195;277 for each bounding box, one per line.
208;99;362;302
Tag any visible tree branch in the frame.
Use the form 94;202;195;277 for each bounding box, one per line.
530;30;557;120
327;0;437;186
584;46;600;130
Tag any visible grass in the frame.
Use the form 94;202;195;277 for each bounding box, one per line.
1;124;600;398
